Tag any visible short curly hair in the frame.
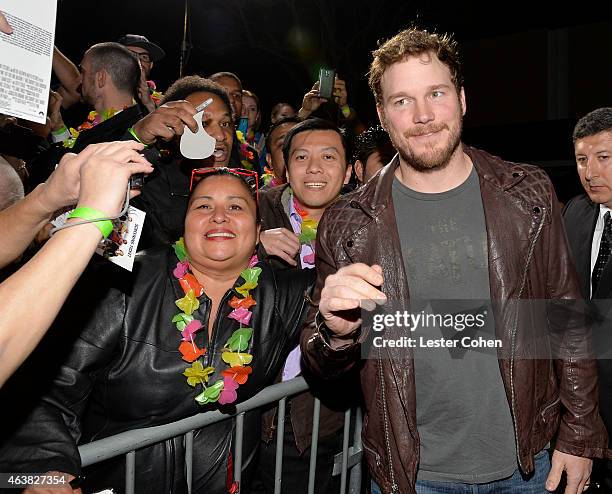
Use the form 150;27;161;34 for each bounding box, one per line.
573;108;612;143
368;27;463;105
160;75;232;123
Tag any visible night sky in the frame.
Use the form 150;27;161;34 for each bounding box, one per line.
53;0;612;199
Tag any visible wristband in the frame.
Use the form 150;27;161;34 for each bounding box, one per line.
51;125;71;143
128;126;148;146
51;124;68;136
340;105;351;118
68;207;114;238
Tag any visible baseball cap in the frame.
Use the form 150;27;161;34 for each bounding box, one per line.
117;34;165;62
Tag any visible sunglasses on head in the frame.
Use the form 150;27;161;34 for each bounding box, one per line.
190;167;259;202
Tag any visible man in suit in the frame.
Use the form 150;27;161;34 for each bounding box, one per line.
563;106;612;491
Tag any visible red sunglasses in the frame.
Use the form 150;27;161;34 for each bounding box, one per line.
190;167;259;203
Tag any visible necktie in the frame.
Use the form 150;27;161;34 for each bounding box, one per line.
592;211;612;295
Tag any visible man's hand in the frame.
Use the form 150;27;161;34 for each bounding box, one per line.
132;100;198;145
137;71;156;114
0;11;13;34
260;228;300;266
319;263;387;337
23;471;81;494
546;450;592;493
48;90;65;131
332;78;348;107
36;141;151;215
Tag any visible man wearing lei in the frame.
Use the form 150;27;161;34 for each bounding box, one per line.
255;118;355;494
49;43;144;152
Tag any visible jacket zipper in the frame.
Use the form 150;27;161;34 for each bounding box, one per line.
204;291;234;367
541;396;561;423
363;443;382;467
377;350;399;493
509;210;545;471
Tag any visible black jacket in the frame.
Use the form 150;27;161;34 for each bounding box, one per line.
257;184;297;269
563;194;612;446
0;248;314;493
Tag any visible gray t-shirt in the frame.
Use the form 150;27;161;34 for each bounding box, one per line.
392;167;517;483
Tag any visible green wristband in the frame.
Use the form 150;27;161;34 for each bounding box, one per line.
340;105;351;118
68;207;114;238
51;125;69;136
128;126;147;146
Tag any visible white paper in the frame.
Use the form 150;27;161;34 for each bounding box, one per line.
180;109;216;159
95;206;146;272
0;0;57;123
51;206;146;273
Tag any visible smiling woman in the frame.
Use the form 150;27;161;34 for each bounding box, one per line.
0;169;315;493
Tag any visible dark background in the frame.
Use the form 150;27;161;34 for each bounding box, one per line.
54;0;612;201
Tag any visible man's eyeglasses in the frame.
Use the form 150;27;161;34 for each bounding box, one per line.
190;167;259;202
129;51;151;63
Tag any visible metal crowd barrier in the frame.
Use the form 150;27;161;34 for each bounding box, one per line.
78;377;363;494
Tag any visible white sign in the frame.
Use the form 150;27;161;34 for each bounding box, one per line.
0;1;57;123
180;108;216;160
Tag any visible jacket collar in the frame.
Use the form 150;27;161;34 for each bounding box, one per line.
353;144;531;212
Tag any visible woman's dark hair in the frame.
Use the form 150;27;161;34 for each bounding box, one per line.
188;168;260;223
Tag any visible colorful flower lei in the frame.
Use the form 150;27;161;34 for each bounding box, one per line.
235;130;255;170
292;196;318;245
172;238;261;405
63;108;120;149
292;194;318;266
261;166;283;188
147;80;163;106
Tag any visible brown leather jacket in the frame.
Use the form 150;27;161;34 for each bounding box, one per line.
301;146;608;494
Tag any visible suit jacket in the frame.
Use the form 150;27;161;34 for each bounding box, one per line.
564;194;612;443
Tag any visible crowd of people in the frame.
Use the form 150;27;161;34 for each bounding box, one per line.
1;9;612;494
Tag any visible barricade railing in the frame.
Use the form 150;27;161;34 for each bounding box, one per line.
78;377;363;494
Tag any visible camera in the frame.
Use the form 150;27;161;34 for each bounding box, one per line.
129;173;145;189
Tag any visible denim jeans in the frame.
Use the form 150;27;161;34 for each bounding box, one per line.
371;449;550;494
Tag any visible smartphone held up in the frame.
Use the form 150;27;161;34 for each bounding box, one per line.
318;68;336;100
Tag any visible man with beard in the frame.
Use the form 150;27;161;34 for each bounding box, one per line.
300;28;607;494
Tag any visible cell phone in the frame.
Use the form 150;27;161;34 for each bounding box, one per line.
318;68;336;100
